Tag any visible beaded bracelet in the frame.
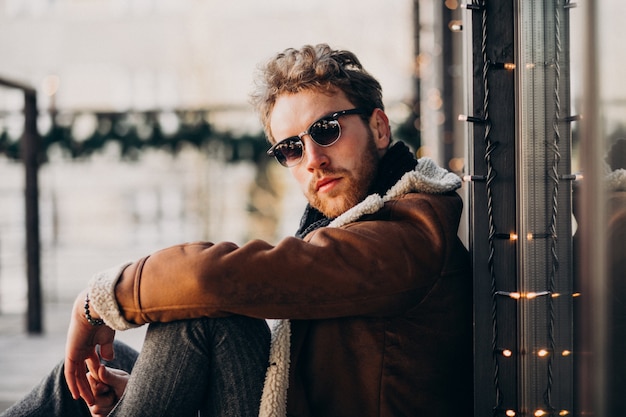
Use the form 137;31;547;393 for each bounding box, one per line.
84;293;104;326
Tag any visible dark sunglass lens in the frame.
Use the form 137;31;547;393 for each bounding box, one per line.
274;139;303;166
310;119;340;146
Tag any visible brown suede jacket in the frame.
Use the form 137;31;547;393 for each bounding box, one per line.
91;157;474;416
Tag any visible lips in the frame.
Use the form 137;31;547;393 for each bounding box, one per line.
315;177;340;192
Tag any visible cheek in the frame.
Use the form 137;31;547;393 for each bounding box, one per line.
290;167;310;192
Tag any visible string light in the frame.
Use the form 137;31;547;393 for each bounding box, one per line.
461;3;484;10
463;174;486;182
448;20;463;32
535;410;547;417
526;291;550;299
561;350;571;357
559;410;570;415
489;61;516;71
562;114;581;122
505;410;516;417
495;291;521;299
495;291;556;300
538;349;550;357
559;173;583;181
527;232;551;240
458;114;487;124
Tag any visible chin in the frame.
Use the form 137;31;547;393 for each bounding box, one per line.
316;198;352;219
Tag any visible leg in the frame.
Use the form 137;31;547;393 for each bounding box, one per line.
0;341;138;417
109;316;270;417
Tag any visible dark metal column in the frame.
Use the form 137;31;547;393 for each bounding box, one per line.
464;0;575;415
0;77;42;334
23;90;42;334
465;1;518;415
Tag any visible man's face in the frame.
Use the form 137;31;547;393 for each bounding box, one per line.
269;89;390;218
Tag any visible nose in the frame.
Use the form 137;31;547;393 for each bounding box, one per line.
302;136;330;170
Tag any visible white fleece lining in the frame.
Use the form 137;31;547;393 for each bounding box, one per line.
607;168;626;192
258;319;291;417
88;261;139;331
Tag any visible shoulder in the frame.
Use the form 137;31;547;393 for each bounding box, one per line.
386;191;463;220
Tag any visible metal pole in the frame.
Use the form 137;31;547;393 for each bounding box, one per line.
578;0;606;415
0;77;43;334
22;90;42;334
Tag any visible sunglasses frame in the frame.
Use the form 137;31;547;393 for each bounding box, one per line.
267;108;368;167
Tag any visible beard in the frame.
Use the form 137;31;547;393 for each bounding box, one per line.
306;135;380;218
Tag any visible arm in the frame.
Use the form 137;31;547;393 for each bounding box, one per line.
100;194;455;326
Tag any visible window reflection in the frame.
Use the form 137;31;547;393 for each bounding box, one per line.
573;1;626;415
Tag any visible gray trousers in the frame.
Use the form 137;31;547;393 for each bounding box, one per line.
1;316;271;417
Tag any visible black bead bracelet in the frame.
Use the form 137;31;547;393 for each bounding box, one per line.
84;293;104;326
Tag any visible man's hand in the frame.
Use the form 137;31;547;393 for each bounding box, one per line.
86;364;129;417
64;290;116;406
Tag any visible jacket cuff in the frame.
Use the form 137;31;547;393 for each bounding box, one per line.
88;262;140;331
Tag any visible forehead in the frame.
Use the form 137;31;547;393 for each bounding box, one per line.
269;89;354;143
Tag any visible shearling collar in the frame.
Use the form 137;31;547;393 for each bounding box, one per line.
607;168;626;192
330;156;461;229
295;141;460;238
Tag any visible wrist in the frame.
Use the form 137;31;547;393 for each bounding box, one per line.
84;292;104;326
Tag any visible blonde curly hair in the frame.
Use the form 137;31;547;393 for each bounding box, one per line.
250;44;384;143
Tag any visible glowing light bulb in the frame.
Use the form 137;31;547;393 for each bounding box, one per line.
510;233;518;241
509;292;521;299
559;410;570;416
562;350;572;357
535;410;547;417
538;349;549;357
506;410;516;417
502;349;513;357
448;20;463;32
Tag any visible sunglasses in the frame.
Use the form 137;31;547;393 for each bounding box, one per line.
266;108;368;167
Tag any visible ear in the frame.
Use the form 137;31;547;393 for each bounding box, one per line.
368;108;391;154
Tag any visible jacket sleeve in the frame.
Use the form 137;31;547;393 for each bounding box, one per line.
98;193;461;327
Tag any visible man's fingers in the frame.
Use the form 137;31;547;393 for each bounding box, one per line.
98;341;115;362
98;365;123;384
63;359;81;400
64;358;95;405
87;369;111;396
86;360;101;383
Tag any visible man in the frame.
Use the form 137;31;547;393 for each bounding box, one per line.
3;44;473;417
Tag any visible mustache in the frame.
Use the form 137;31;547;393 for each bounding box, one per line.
307;168;348;193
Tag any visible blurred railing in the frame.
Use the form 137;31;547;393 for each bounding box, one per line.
0;76;42;334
